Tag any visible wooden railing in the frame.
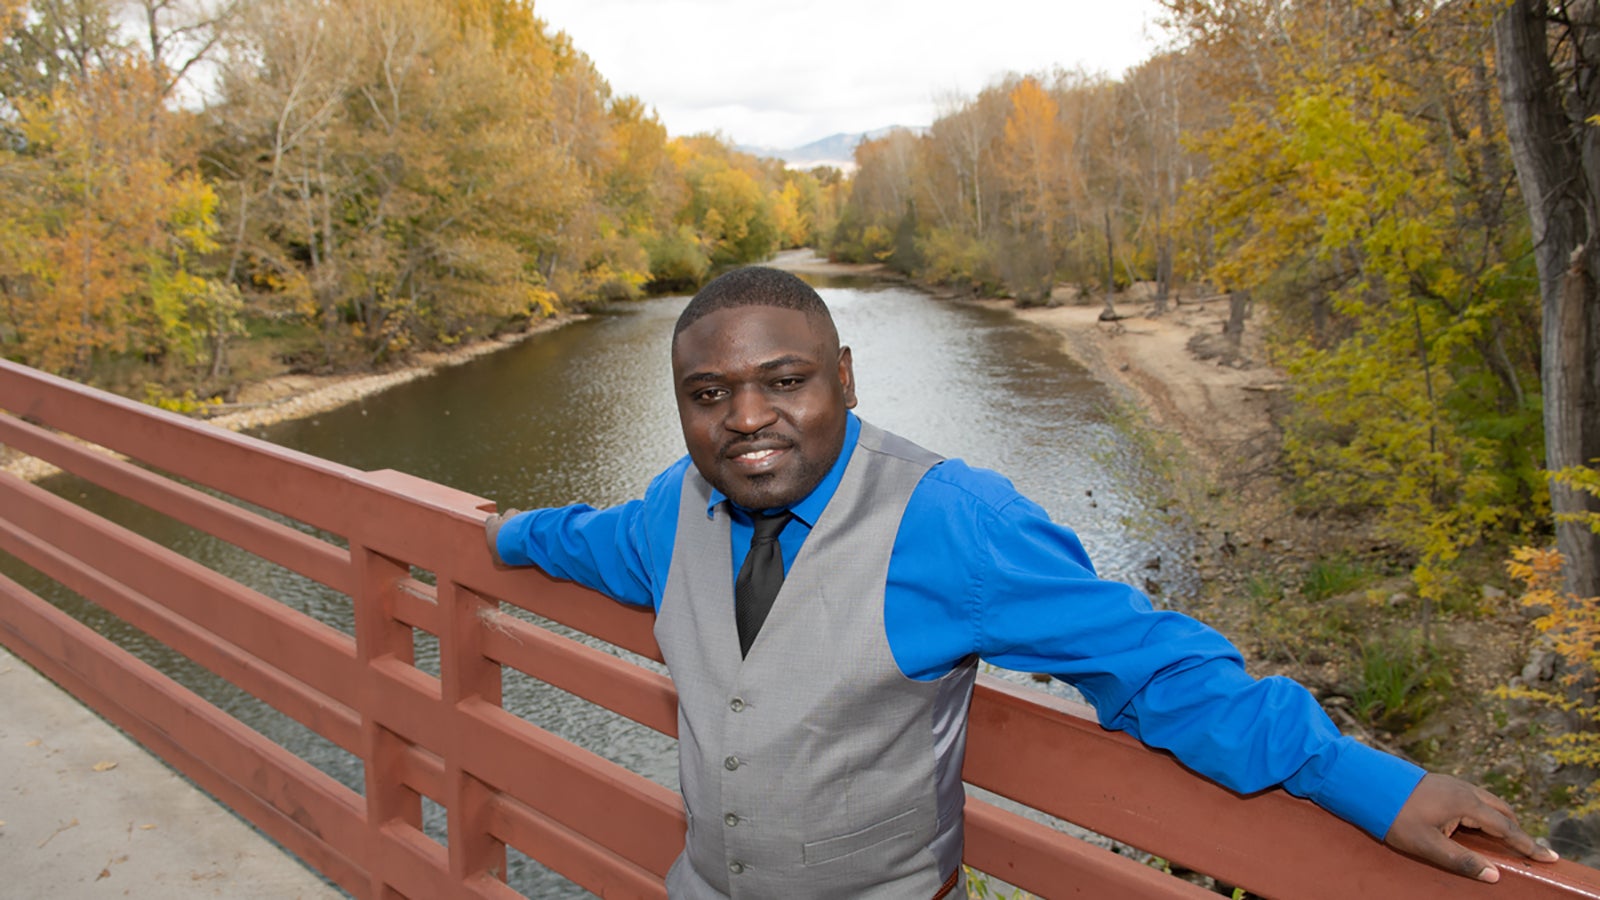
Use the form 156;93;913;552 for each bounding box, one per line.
2;357;1597;899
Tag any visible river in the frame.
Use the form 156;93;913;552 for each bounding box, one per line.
6;273;1200;895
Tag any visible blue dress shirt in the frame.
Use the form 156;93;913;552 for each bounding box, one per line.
495;413;1425;839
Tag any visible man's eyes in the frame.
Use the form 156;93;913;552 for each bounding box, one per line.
690;376;805;403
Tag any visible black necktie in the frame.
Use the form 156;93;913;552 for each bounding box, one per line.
735;511;793;657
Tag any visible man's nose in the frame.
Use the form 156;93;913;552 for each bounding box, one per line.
725;386;778;433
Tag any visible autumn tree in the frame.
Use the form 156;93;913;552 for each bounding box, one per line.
1123;51;1216;312
1165;0;1543;599
671;135;779;268
994;76;1068;302
1494;0;1600;597
0;0;235;386
208;0;639;366
831;127;920;268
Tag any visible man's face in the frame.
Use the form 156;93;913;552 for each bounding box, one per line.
671;305;857;510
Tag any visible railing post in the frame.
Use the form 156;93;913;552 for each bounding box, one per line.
443;579;508;888
354;544;421;899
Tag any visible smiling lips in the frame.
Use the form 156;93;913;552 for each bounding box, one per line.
728;442;790;469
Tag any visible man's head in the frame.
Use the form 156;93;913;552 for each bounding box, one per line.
670;267;857;511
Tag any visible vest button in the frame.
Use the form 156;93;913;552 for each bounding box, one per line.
729;697;745;712
728;861;745;875
724;755;740;771
724;813;739;827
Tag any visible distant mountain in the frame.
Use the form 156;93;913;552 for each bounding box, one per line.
738;126;920;172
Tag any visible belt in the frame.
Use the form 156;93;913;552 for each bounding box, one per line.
931;867;961;900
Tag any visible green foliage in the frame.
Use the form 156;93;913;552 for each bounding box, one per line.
646;225;711;291
1301;556;1373;603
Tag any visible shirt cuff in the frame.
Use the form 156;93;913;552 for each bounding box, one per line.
1300;738;1426;839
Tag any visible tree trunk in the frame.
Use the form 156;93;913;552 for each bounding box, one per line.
1101;208;1118;320
1154;218;1173;316
1494;0;1600;597
1223;290;1249;364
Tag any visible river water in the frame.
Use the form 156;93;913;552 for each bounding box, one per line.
6;274;1201;895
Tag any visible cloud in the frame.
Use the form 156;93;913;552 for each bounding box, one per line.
537;0;1169;148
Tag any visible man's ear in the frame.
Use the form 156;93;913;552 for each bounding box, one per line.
838;346;858;409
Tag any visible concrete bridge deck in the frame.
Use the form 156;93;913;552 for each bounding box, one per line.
0;647;342;900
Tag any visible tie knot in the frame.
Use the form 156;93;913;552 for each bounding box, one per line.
750;511;792;543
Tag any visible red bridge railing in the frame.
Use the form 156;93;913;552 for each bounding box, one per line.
1;357;1596;899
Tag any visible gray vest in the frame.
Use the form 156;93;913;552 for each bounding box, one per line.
655;422;978;899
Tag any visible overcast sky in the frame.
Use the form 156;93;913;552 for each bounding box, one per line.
533;0;1173;150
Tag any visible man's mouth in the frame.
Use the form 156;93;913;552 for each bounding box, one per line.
726;441;791;470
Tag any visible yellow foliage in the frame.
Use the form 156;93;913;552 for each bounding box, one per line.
1498;472;1600;813
141;384;222;416
1174;2;1543;603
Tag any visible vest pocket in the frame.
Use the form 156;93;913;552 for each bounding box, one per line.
802;807;920;866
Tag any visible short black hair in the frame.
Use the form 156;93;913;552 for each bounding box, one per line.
673;266;836;342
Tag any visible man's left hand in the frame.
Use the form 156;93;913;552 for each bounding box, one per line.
1384;772;1559;881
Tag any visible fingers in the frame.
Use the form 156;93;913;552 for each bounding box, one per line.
1390;818;1497;882
1385;773;1561;880
1460;799;1560;863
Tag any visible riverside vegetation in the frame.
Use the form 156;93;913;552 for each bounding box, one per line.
3;0;1599;869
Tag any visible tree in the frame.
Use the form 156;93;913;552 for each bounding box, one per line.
1124;51;1216;313
1494;0;1600;598
833;128;919;267
995;76;1067;302
1165;0;1544;599
1;0;230;384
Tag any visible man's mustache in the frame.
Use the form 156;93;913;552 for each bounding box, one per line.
721;433;796;456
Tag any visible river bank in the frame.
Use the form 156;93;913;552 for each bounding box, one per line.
210;314;584;433
0;315;582;483
770;248;1284;490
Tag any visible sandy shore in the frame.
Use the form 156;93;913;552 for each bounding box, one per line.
771;249;1285;482
1003;294;1285;478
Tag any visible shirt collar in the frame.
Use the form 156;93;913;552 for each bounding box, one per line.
705;412;861;528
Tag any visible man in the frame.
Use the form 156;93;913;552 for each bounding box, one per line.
487;266;1555;898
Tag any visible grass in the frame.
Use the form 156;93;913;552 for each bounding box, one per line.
1301;555;1373;602
1353;629;1452;734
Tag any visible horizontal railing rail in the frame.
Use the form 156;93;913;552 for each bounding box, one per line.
2;357;1597;899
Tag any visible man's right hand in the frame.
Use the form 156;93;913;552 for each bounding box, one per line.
484;508;521;564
